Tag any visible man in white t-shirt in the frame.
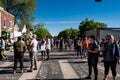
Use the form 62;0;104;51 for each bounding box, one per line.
29;34;38;72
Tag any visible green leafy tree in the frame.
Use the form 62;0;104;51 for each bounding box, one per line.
34;22;51;38
58;28;78;39
26;23;34;29
0;0;37;23
79;18;107;37
35;27;51;38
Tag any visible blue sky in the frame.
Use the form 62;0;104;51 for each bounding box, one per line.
34;0;120;36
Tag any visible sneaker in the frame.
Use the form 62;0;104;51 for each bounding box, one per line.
84;76;91;79
28;69;33;72
34;67;37;70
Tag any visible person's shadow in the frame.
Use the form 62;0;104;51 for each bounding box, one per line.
0;69;13;74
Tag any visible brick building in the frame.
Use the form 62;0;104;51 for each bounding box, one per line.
86;28;120;40
0;7;14;38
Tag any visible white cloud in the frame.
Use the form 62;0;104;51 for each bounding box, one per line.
33;21;80;25
45;21;80;24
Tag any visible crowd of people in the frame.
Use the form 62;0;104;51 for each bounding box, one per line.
0;34;120;80
13;35;52;73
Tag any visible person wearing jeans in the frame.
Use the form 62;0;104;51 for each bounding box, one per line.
29;34;38;72
29;51;38;71
76;39;83;58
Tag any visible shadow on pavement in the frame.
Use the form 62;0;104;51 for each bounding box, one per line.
62;61;87;64
0;70;13;74
50;57;76;60
33;78;86;80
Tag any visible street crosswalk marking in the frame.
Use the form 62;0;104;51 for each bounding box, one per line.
18;61;42;80
59;60;79;79
0;58;120;79
35;59;120;79
0;62;13;70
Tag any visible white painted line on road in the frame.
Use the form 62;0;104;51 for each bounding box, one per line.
59;60;79;79
18;61;42;80
0;62;13;70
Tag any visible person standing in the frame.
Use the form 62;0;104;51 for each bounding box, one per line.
64;39;68;50
41;38;46;60
83;37;89;58
102;34;120;80
50;37;54;51
59;37;64;52
76;39;83;59
46;36;51;60
0;37;6;60
13;36;26;74
68;38;74;51
85;35;99;80
29;34;38;72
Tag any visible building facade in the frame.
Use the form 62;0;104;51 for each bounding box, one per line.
0;7;14;38
86;28;120;40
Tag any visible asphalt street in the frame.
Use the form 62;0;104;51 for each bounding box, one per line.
0;50;120;80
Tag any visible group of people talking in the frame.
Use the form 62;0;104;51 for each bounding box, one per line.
83;34;120;80
13;35;51;74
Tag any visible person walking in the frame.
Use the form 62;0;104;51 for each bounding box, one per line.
46;36;51;60
13;36;26;74
85;35;99;80
102;34;120;80
29;34;38;72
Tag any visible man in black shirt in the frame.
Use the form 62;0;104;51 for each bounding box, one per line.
85;35;99;80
